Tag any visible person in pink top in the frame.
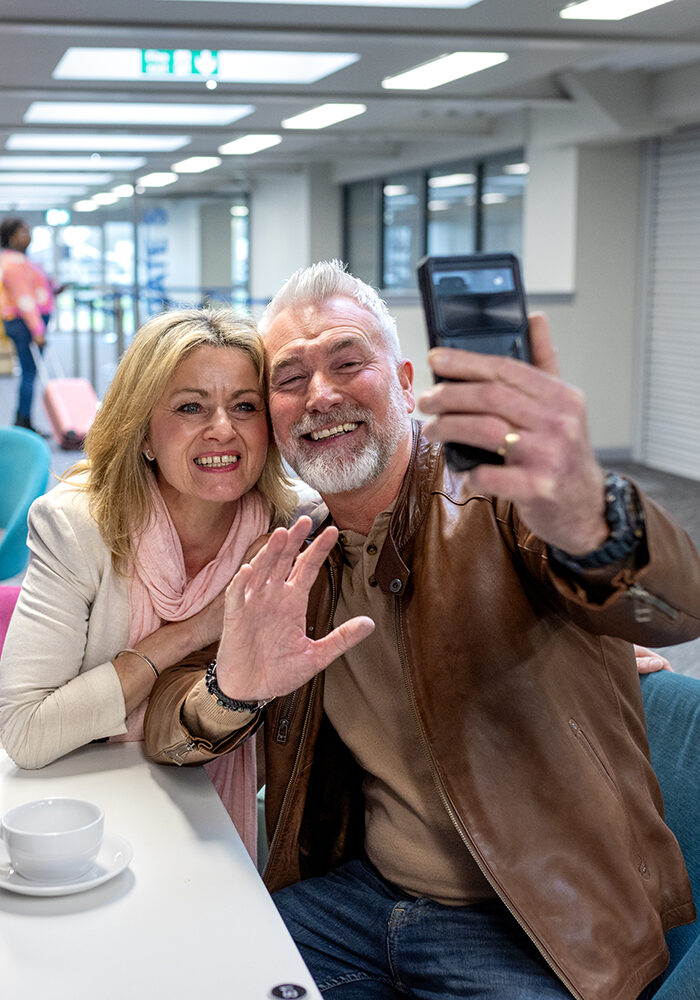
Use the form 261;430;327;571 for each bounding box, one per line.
0;217;58;434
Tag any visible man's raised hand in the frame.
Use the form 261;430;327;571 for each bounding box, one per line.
215;516;374;702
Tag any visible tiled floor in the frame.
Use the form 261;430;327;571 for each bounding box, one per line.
2;366;700;676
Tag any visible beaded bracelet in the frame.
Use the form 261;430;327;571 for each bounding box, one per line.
114;648;159;679
205;660;272;712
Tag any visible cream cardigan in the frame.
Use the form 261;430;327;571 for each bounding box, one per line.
0;477;324;770
0;480;131;768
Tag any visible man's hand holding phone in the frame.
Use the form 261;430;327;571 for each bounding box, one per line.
420;312;608;556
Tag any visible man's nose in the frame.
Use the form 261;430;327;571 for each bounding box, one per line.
305;371;343;412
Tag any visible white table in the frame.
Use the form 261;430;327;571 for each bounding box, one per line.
0;742;322;1000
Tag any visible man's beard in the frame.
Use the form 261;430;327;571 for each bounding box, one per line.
276;385;408;496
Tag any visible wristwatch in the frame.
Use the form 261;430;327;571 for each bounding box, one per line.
548;472;645;573
205;660;273;712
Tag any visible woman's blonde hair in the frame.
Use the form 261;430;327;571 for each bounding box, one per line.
70;306;296;571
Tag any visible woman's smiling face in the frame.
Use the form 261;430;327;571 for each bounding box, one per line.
144;344;269;512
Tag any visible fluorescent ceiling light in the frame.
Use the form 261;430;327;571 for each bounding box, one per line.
482;192;508;204
230;205;249;216
428;200;451;211
0;155;145;171
73;200;100;212
172;155;221;173
282;103;367;130
112;184;135;197
429;172;476;188
7;133;191;152
25;102;254;126
137;172;179;188
383;51;508;90
0;172;112;185
54;48;358;85
92;192;121;206
384;185;409;197
504;162;530;175
0;186;86;198
560;0;674;18
163;1;484;7
218;135;282;155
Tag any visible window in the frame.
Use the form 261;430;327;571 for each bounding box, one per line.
344;151;526;291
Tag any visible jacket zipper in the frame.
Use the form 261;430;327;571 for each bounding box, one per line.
394;597;584;1000
627;583;678;623
164;739;197;765
267;560;339;869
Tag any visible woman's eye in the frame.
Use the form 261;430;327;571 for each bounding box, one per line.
178;402;202;414
234;401;258;413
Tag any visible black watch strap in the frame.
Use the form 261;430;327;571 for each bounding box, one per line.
549;472;645;572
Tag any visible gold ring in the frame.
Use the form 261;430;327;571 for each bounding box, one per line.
497;431;521;458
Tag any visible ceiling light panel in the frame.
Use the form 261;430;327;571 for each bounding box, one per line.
282;104;367;130
0;172;112;185
383;52;508;90
0;156;145;171
7;134;191;153
171;156;222;173
24;103;254;126
428;172;476;188
163;0;483;7
53;48;359;85
137;172;179;187
0;186;87;198
218;135;282;155
560;0;674;18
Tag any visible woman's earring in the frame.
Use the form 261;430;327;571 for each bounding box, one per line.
144;449;155;462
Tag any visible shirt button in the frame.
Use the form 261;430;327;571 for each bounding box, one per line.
368;575;378;587
366;543;377;555
307;625;314;635
389;578;403;594
338;533;347;545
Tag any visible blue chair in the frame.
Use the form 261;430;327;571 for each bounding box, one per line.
0;426;51;580
640;670;700;999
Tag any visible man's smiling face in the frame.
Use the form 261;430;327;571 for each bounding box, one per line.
265;296;414;497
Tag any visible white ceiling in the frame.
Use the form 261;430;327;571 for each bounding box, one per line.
3;0;700;208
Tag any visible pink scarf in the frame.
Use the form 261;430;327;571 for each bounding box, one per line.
118;473;269;861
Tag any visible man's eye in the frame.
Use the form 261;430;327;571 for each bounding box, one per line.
338;360;361;370
278;374;304;388
178;402;202;414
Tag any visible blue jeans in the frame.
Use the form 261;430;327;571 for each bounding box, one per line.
273;858;660;999
3;316;46;419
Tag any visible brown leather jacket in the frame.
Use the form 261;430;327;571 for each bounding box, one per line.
144;428;700;1000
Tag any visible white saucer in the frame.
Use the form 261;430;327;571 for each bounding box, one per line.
0;832;133;897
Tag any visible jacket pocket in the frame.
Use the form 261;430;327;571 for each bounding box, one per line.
568;718;620;799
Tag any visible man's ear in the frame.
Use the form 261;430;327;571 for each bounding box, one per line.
398;358;415;414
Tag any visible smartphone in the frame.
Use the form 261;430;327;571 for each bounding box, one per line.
417;252;531;471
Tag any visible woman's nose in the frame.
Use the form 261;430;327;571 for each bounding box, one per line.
206;408;237;437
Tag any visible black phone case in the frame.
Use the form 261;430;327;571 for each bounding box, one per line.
417;252;530;471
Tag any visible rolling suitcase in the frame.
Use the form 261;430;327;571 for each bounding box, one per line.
30;343;99;450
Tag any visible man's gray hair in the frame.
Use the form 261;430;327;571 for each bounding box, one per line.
259;259;402;362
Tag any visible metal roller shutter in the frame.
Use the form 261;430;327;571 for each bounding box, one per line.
642;127;700;482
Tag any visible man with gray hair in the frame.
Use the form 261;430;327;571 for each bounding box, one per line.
145;260;700;1000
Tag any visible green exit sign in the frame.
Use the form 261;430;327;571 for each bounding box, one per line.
141;49;219;77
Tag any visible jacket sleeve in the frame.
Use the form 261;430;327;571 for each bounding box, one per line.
0;493;128;768
143;645;262;766
504;485;700;647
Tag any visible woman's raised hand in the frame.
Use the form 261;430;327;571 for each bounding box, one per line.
214;516;374;701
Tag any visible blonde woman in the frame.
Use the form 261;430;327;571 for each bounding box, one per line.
0;307;300;858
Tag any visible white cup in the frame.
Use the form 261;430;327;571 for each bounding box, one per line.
1;798;104;883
